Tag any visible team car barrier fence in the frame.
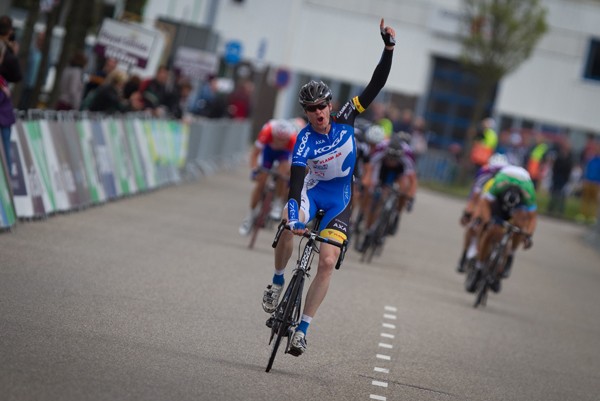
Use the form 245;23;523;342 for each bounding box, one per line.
0;112;251;230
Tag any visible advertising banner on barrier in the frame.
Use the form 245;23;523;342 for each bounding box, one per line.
10;122;45;218
143;120;169;186
47;120;79;210
132;118;157;189
60;119;91;209
37;120;71;212
76;119;106;204
103;119;136;196
121;119;146;192
22;120;57;214
90;119;118;200
0;127;16;228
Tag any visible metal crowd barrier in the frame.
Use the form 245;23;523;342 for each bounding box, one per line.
0;112;251;230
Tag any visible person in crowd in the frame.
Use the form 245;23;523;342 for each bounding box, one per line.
189;74;227;118
524;131;550;189
395;107;413;133
470;117;498;171
0;40;16;171
87;69;128;114
547;139;574;216
238;119;297;236
227;78;253;119
140;65;170;115
0;15;21;85
261;18;396;357
18;31;44;110
578;142;600;225
410;116;428;162
56;50;88;111
82;57;117;101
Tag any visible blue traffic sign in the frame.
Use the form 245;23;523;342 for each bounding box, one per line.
224;40;243;65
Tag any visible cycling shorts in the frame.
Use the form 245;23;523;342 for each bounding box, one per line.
261;146;291;169
299;179;352;243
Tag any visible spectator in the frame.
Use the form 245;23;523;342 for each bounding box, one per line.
524;131;550;189
470;117;498;170
87;69;128;114
547;139;574;216
0;15;22;84
410;116;428;161
123;75;141;100
140;65;169;114
577;142;600;225
395;107;413;133
227;78;254;119
580;134;597;167
18;31;44;110
0;41;16;171
56;50;87;111
82;57;117;101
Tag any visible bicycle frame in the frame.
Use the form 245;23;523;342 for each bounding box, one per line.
265;210;347;372
474;220;522;308
248;167;287;249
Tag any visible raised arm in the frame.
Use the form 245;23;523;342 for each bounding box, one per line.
355;18;396;111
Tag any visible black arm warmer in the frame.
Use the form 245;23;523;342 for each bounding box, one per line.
287;165;306;207
356;48;393;110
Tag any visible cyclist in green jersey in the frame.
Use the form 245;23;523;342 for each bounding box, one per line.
472;165;537;292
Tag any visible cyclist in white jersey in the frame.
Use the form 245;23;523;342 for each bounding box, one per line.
261;18;397;356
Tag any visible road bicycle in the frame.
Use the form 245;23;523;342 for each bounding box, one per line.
248;167;288;249
473;220;522;308
265;210;348;372
359;184;405;263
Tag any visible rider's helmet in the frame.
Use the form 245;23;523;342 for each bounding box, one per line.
271;119;296;140
365;124;386;145
501;185;522;211
488;153;509;168
385;133;405;159
298;80;332;106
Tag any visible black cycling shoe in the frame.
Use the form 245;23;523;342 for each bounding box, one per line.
490;279;502;293
502;255;514;278
457;251;467;273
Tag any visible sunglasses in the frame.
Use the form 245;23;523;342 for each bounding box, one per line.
304;103;329;112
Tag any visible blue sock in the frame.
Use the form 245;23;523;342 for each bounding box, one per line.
297;320;310;335
272;273;284;286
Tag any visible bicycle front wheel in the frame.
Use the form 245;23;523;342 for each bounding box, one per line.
266;273;303;372
249;190;274;249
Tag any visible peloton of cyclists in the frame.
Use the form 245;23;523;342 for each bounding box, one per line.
357;131;418;252
262;18;397;356
239;119;297;236
457;153;510;273
468;164;538;293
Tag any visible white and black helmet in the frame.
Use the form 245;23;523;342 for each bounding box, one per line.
365;125;386;144
298;80;332;106
502;185;522;211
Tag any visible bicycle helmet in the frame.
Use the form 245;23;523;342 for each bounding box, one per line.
386;134;405;159
271;120;296;140
298;80;332;106
501;185;522;211
488;153;509;168
365;125;386;145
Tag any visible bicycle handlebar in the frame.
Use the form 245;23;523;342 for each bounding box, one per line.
271;219;348;270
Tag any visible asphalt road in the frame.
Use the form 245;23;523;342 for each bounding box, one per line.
1;167;599;401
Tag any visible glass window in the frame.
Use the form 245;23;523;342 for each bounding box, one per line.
583;38;600;81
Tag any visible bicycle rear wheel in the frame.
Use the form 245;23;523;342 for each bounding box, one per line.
266;273;303;372
474;244;501;308
249;190;273;249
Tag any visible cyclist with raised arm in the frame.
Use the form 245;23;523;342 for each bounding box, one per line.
239;119;297;236
359;132;418;251
471;165;537;293
457;153;510;273
262;18;396;356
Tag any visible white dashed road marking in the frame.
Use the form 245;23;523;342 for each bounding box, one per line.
370;306;398;400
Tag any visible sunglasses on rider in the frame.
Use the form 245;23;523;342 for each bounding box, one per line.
304;103;329;112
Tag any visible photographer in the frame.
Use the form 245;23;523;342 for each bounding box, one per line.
0;15;22;84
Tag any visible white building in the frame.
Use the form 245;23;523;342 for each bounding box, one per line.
144;0;600;147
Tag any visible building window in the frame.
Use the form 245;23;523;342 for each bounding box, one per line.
583;38;600;81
